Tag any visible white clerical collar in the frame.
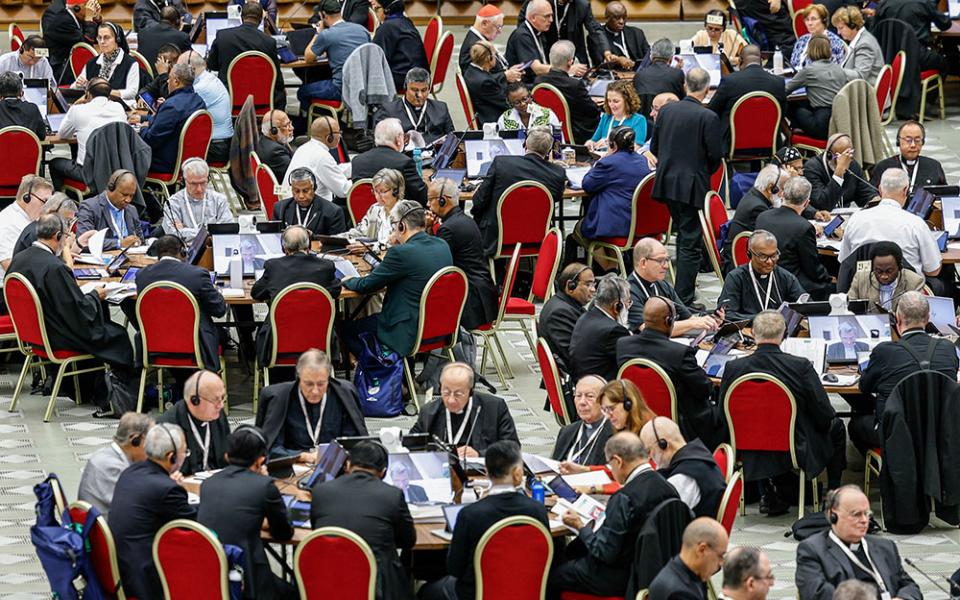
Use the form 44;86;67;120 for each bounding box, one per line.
487;483;520;496
159;256;181;262
624;462;652;485
32;241;54;254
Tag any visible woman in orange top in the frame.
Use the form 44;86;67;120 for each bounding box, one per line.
559;379;656;494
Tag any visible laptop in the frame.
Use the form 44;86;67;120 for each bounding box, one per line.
185;228;209;265
778;302;803;338
588;78;613;97
463;139;524;178
297;442;348;490
46;113;66;135
927;296;956;335
432;133;461;170
432;168;466;189
941;196;960;238
678;53;722;87
266;452;300;478
281;495;312;528
22;79;48;119
431;503;468;541
905;186;935;219
701;337;736;377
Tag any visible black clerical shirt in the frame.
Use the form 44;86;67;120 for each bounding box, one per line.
275;392;350;456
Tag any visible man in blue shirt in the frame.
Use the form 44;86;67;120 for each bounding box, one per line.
180;51;234;165
300;0;370;104
134;63;206;174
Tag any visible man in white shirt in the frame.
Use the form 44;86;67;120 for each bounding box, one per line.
0;175;53;277
283;116;350;201
77;412;154;514
48;77;127;191
162;158;235;243
179;50;234;165
0;36;57;88
839;168;942;278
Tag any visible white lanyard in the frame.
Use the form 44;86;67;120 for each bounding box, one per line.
402;99;427;131
899;157;920;192
748;268;775;311
445;397;474;446
109;208;126;238
553;0;570;38
632;272;658;300
605;116;626;139
299;389;327;447
566;418;607;463
613;31;631;60
183;196;206;230
525;21;546;62
296;205;314;227
187;416;211;471
828;532;889;595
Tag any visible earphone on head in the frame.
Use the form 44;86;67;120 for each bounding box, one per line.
618;379;632;413
235;424;267;448
268;110;278;136
190;370;206;406
130;434;142;447
322;115;336;144
71;2;83;14
651;417;668;450
107;169;133;192
395;204;424;234
22;178;35;204
824;133;851;161
895;120;925;145
290;168;318;190
770;167;783;196
652;295;676;328
566;265;589;292
827;488;843;524
159;423;179;462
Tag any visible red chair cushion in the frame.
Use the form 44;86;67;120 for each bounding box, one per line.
33;347;87;360
792;133;827;149
505;297;535;315
920;69;940;80
595;236;628;247
310;99;343;109
560;593;624;600
147;171;175;182
0;315;14;335
62;178;89;192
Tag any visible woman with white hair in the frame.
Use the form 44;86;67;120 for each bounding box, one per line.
334;167;404;254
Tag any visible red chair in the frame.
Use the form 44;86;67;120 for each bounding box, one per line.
704;191;728;244
253;283;335;410
135;281;227;414
883;51;906;126
503;227;562;353
713;442;735;483
585;173;669;276
295;527;377;600
490;180;554;272
475;516;553;600
346;179;377;227
404;267;469;409
69;42;97;80
716;470;744;536
227;50;277;117
130;49;153;78
787;0;813;16
250;151;281;217
864;447;881;497
430;32;454;97
532;83;574;143
723;372;821;519
919;68;945;123
145;110;213;201
366;8;379;33
874;64;893;122
154;520;230;600
792;11;808;39
423;15;443;71
537;337;571;426
455;70;477;130
307;98;344;131
792;131;827;152
732;231;751;268
9;24;25;52
710;162;725;195
617;359;678;422
473;245;521;387
0;126;42;198
4;273;106;422
727;92;780;161
68;501;127;599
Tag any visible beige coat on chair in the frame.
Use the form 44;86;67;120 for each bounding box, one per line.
829;78;891;167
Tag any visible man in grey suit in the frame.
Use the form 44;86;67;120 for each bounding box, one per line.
825;321;870;361
796;485;921;600
77;412;154;514
76;169;144;250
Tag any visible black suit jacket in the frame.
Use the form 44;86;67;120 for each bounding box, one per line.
135;258;226;371
311;471;416;600
651;96;722;208
875;0;951;46
719;344;837;480
569;306;630;382
0;98;46;141
436;207;498;330
351;146;428;205
633;62;686;116
505;22;549;84
271;195;346;236
375;98;454;145
533;69;600;144
255;135;293;181
616;328;719;447
471;153;566;256
459;29;509;73
372;14;429;90
552;419;612;465
133;0;189;32
257;379;368;453
626;275;693;331
157;400;231;475
108;460;197;600
448;492;550;600
589;25;649;66
648;555;707;600
137;21;191;65
462;64;508;125
537;292;584;372
721;188;771;273
518;0;608;65
795;531;922;600
803;155;877;211
708;64;787;150
860;329;959;420
206;23;286;109
755;206;831;295
41;0;98;84
408;392;520;455
197;466;293;600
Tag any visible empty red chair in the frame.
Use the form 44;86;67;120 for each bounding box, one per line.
0;127;42;198
537;337;571;426
503;227;562;353
532;83;574;143
423;15;443;70
874;64;893;121
713;442;735;483
430;32;455;97
618;359;678;421
9;24;25;52
227;50;277;117
732;231;751;268
145;110;213;201
491;181;554;270
728;92;781;161
455;70;477;130
792;11;808;38
130;50;153;77
154;520;230;600
475;516;553;600
919;68;945;123
68;501;127;599
473;245;521;387
347;180;377;227
699;191;727;281
69;42;97;80
250;151;281;217
883;51;906;126
716;470;744;535
295;527;377;600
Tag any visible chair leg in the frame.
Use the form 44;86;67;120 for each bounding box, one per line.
9;354;33;412
615;249;627;277
72;372;81;405
797;470;807;521
518;320;536;356
403;356;420;411
812;476;820;513
253;364;260;413
920;80;928;124
44;363;70;422
220;357;229;415
136;369;147;414
479;333;507;388
938;77;946;119
491;332;514;379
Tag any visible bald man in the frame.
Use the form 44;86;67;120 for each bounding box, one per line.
157;370;231;476
283;116;350;202
255;109;294;180
650;92;679;122
589;2;649;69
553;375;613;466
75;169;144;250
617;297;721;448
640;417;726;518
802;134;879;212
517;0;609;70
649;517;729;600
505;0;554;83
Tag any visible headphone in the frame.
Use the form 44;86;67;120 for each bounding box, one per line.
598;277;624;313
130;433;142;447
268;110;278;136
54;215;65;242
322;115;336;144
618;379;632;413
234;424;268;458
770;166;783;196
107;169;133;192
71;2;83;14
827;487;844;524
895;120;925;145
181;157;208;184
291;168;318;189
652;295;676;328
189;370;207;406
566;265;590;292
651;417;668;450
824;134;851;161
395;204;424;234
158;423;180;463
21;177;36;204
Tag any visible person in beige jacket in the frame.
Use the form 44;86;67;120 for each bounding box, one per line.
847;241;926;313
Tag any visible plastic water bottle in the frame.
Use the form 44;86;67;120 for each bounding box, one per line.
773;46;784;75
531;478;546;504
412;147;423;176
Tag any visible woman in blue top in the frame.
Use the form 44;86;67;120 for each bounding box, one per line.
586;80;646;152
790;4;847;69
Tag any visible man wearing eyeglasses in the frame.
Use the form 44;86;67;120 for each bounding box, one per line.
720;547;775;600
374;68;454;146
157;370;231;476
717;230;805;322
538;262;595;376
869;121;946;192
796;485;920;600
553;375;612;466
410;362;518;458
0;175;53;278
649;517;729;600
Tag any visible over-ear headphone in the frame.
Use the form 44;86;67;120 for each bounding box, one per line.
896;120;925;145
21;178;35;204
651;417;668;450
190;370;206;406
130;434;143;447
159;423;179;462
826;487;845;524
291;168;318;189
395;204;424;234
619;379;632;413
611;126;635;153
107;169;133;192
269;110;278;136
770;167;782;196
322;115;336;144
653;296;676;328
235;424;267;448
71;3;83;14
566;265;589;292
181;157;208;185
54;216;65;242
824;134;851;160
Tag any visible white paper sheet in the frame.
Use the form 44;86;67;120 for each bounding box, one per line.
88;228;108;260
562;470;613;487
523;452;561;474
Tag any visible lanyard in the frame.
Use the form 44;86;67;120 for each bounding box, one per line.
525;21;546;62
445;397;474;446
828;532;888;595
605;116;626;139
299;390;327;447
183;195;207;230
566;418;607;463
553;0;570;38
899;157;920;192
109;207;127;238
296;205;314;227
187;416;211;471
402;99;427;131
748;268;775;311
632;272;658;300
612;30;631;60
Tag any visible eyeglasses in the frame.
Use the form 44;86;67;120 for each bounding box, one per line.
599;404;618;415
753;251;780;263
510;96;531;107
200;396;226;407
754;573;776;582
900;137;923;145
441;389;469;400
845;509;874;520
181;448;192;458
579;279;597;289
646;257;670;266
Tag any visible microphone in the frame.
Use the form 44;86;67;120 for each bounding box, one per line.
904;558;960;599
430;434;469;485
161;200;187;244
836;168;881;208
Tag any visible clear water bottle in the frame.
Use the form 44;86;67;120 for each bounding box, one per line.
772;46;784;75
531;478;546;504
412;147;423;176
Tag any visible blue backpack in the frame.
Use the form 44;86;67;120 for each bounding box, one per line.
354;332;404;417
31;474;109;600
